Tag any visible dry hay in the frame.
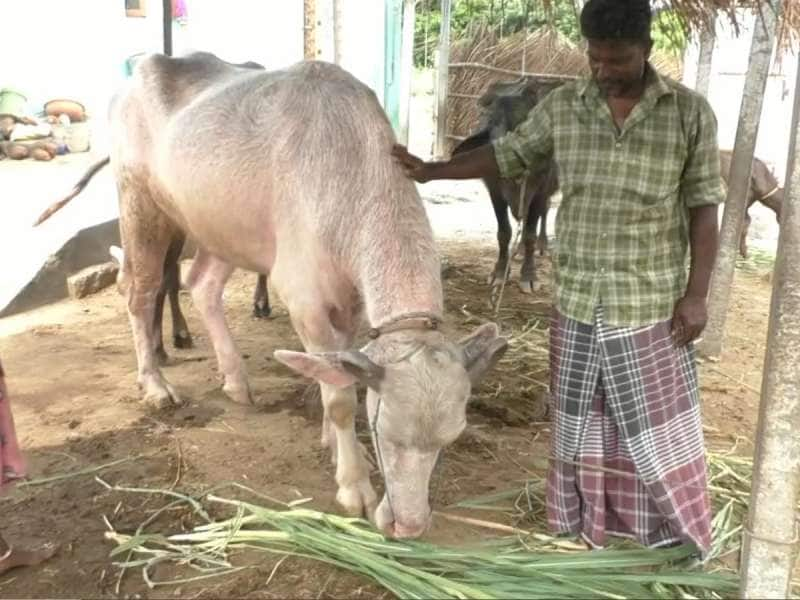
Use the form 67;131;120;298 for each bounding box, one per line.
436;243;555;427
666;0;799;50
445;25;683;150
781;1;800;50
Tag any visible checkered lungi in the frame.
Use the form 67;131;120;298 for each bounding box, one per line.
546;305;712;553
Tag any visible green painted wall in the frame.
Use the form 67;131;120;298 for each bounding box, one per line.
383;0;403;133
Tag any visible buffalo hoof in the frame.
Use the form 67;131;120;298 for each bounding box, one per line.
140;375;183;410
487;273;506;287
519;276;544;294
223;380;253;405
173;331;193;349
253;304;272;319
337;479;378;520
537;239;548;256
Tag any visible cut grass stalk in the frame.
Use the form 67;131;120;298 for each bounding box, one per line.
103;483;738;599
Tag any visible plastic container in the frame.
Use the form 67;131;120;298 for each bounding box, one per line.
66;121;91;153
0;88;27;116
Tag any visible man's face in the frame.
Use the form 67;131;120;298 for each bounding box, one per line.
586;39;650;98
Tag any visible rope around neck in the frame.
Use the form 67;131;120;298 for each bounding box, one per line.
370;395;395;519
367;312;443;340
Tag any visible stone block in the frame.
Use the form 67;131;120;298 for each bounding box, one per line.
67;261;118;299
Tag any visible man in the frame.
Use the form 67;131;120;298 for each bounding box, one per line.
393;0;722;554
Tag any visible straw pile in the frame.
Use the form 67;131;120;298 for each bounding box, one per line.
664;0;799;50
445;26;683;151
781;2;800;49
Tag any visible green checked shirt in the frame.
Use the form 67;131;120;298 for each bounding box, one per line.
492;65;725;327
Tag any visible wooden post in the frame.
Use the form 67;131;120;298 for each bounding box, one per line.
698;0;782;359
739;47;800;600
433;0;452;159
315;0;336;62
398;0;417;145
695;14;716;97
162;0;173;56
304;0;316;59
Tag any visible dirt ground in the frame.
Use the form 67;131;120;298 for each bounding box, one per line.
0;222;782;598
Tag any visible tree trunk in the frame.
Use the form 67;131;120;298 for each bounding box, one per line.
423;0;430;68
698;1;782;359
314;0;336;62
739;42;800;600
695;15;716;97
433;0;452;159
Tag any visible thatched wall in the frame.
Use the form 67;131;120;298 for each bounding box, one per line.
445;25;683;152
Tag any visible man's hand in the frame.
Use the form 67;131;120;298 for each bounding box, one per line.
391;144;431;183
671;295;707;346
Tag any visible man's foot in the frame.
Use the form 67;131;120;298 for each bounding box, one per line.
0;543;58;575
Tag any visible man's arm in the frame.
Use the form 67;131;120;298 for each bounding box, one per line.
391;144;498;183
671;95;725;346
393;91;556;184
686;205;719;300
672;205;719;346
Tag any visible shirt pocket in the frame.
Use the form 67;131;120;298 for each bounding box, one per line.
623;150;685;204
620;120;688;206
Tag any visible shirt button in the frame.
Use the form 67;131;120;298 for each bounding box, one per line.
600;267;606;274
615;142;622;149
601;232;608;239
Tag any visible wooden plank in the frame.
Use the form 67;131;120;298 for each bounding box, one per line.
448;62;578;81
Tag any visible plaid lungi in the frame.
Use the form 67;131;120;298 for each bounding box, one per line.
547;305;712;553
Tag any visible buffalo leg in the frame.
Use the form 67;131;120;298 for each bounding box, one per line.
153;279;170;366
519;201;538;294
537;200;549;256
117;177;182;409
185;249;251;405
740;210;752;259
286;302;376;520
164;236;193;349
487;179;512;287
253;274;271;319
